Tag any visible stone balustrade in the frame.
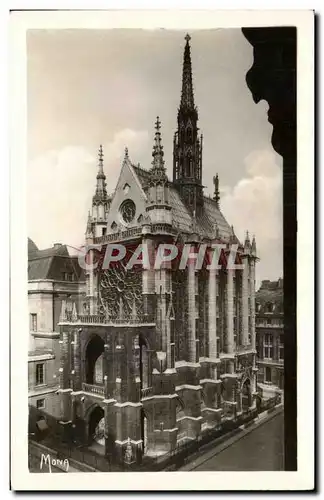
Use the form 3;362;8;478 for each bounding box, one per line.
82;383;105;397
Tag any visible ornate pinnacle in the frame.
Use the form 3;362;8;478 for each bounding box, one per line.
86;210;93;236
213;173;220;208
244;230;251;254
185;33;191;43
94;144;107;201
97;144;105;177
151;116;166;178
251;234;257;256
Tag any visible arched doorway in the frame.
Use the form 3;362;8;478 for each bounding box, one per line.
88;405;105;446
85;335;105;384
242;378;252;411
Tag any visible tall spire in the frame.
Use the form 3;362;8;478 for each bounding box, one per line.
173;34;203;215
213;174;220;208
180;34;195;110
151;116;166;179
93;144;107;201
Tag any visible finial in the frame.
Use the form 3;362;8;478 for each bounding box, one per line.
185;33;191;43
155;116;161;132
124;146;129;158
98;144;104;162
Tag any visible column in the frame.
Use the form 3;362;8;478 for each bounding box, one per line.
242;256;249;346
208;268;217;359
73;329;81;391
59;329;72;437
188;251;197;363
250;259;257;393
226;268;235;380
226;268;234;356
250;259;256;351
160;269;167;353
61;330;70;390
87;248;97;315
142;235;155;320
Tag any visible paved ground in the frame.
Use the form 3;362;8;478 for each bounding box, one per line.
185;411;284;471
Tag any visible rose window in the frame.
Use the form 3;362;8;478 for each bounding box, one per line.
99;262;143;320
119;199;136;224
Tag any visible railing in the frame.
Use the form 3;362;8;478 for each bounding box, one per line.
141;387;153;398
256;322;284;328
63;314;155;326
151;224;178;235
82;383;105;397
78;314;105;324
94;227;142;244
93;223;178;245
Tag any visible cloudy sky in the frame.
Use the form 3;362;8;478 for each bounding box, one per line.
27;28;283;283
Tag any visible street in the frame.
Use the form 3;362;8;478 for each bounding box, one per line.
182;410;284;471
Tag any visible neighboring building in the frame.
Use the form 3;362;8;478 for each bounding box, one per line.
255;278;284;400
28;238;86;419
58;35;259;464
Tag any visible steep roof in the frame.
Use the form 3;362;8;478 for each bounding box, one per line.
256;278;283;313
132;165;235;242
28;238;38;256
28;242;85;282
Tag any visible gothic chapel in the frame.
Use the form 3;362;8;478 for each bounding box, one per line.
58;34;258;464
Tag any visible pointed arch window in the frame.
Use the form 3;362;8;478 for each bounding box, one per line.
180;126;185;143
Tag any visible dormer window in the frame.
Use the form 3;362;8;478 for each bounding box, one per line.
265;302;274;313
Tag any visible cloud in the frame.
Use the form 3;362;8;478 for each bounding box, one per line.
221;149;283;286
28;129;149;251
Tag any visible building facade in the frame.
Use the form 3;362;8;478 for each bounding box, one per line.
58;35;259;464
28;238;86;420
255;278;284;400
